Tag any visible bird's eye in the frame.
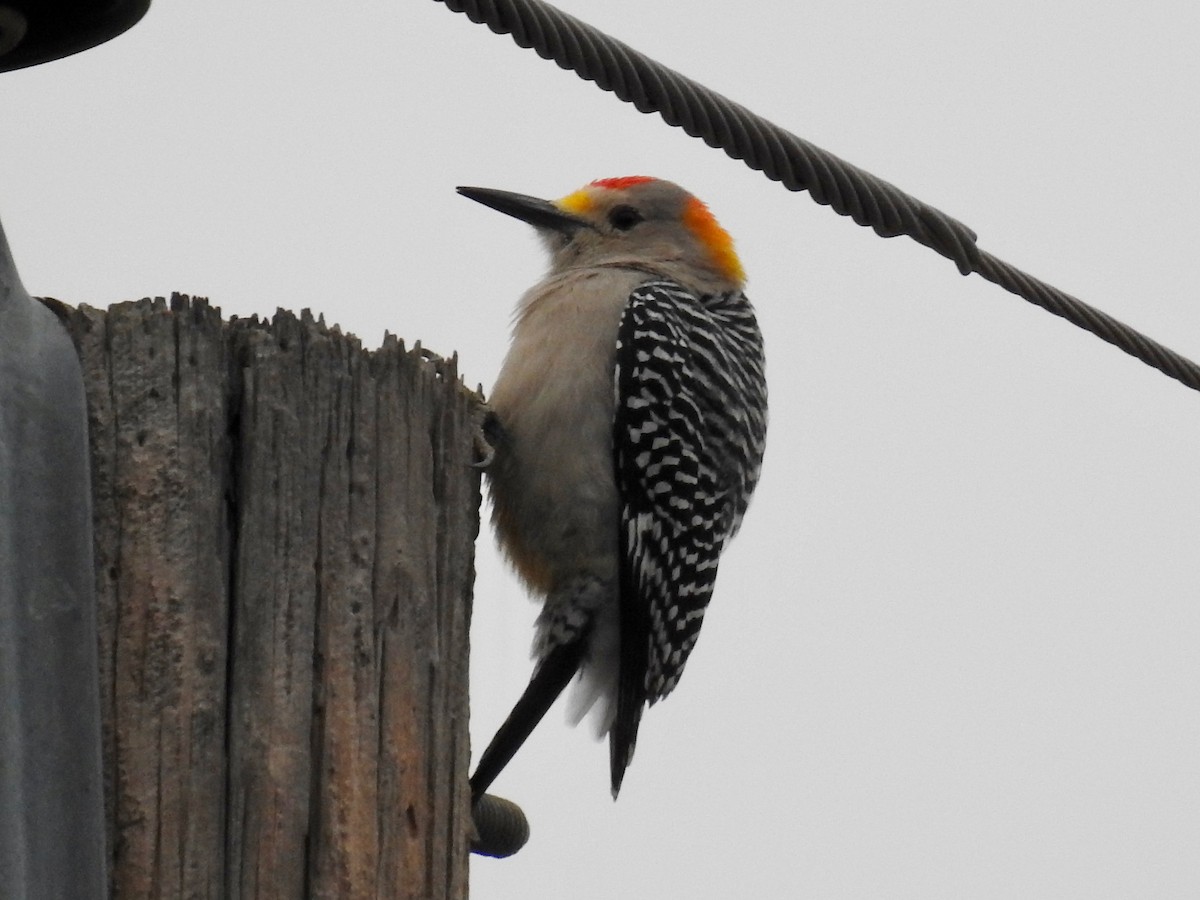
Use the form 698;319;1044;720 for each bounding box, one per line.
608;205;644;231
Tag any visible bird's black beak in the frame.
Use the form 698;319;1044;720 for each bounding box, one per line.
457;186;593;235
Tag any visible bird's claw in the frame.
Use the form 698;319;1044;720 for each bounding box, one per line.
471;408;504;469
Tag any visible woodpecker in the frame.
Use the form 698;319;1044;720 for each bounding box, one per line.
461;176;767;800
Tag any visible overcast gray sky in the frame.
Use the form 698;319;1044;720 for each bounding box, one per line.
3;1;1199;896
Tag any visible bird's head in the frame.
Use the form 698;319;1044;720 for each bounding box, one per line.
458;176;745;293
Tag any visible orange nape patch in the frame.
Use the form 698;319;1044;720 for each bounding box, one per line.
683;196;745;285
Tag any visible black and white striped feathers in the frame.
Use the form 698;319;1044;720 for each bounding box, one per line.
609;279;767;791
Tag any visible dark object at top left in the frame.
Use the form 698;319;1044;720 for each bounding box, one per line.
0;0;150;73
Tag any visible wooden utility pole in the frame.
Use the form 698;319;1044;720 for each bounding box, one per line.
61;294;480;899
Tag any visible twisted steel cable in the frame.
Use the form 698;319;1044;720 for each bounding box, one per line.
436;0;1200;394
972;251;1200;389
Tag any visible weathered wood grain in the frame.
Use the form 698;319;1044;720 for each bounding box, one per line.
65;295;479;899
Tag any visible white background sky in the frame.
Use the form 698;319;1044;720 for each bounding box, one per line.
3;1;1199;896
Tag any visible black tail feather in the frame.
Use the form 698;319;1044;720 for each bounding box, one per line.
608;673;644;799
610;544;649;798
470;640;585;802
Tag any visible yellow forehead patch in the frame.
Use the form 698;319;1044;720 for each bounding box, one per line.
683;196;745;285
556;189;595;215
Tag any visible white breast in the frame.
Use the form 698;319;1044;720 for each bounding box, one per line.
487;265;649;594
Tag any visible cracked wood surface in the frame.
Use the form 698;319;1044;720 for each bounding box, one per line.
65;295;479;899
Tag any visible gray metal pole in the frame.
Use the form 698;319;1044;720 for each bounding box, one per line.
0;216;107;898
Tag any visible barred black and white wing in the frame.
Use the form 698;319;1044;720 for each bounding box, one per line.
609;279;767;794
